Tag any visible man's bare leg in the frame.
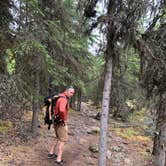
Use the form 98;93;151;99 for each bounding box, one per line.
49;140;57;154
56;141;65;162
48;140;58;159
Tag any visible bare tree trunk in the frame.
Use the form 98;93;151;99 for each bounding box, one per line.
77;89;82;111
0;0;12;75
99;55;113;166
48;76;54;95
31;56;40;136
153;93;166;166
0;53;7;74
70;89;76;110
94;76;104;106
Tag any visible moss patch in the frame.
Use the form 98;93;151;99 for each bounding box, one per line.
24;111;33;121
128;108;146;122
115;128;139;139
0;120;13;133
115;127;151;142
69;108;75;113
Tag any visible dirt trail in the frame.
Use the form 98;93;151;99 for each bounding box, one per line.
0;103;153;166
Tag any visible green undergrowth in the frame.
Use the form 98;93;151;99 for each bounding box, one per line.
128;108;146;123
115;127;151;142
69;108;75;113
113;102;152;142
0;119;13;134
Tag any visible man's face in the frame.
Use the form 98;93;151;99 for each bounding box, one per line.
66;89;75;97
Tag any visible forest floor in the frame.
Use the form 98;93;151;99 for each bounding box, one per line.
0;102;154;166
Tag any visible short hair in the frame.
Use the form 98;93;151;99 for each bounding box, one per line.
66;86;74;91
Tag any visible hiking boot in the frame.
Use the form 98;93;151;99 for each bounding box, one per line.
55;160;65;165
48;153;57;159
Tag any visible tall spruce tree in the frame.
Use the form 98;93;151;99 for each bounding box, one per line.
136;6;166;165
0;0;12;74
82;0;163;165
7;0;92;134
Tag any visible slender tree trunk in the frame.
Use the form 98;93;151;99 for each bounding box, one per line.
70;90;76;110
99;55;113;166
0;0;12;74
153;93;166;166
94;78;103;106
77;89;82;111
98;2;115;163
48;76;54;95
0;53;7;74
31;56;40;136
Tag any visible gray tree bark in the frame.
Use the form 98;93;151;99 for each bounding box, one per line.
31;56;40;136
77;89;82;111
99;55;113;166
153;93;166;166
0;0;12;75
0;53;7;74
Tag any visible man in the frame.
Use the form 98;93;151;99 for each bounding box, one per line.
48;87;75;165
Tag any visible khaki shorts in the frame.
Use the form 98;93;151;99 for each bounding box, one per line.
54;124;68;142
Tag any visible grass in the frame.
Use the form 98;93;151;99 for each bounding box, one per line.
114;103;152;143
0;119;13;133
115;127;139;139
69;108;75;113
128;108;146;123
24;111;33;121
115;127;151;142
